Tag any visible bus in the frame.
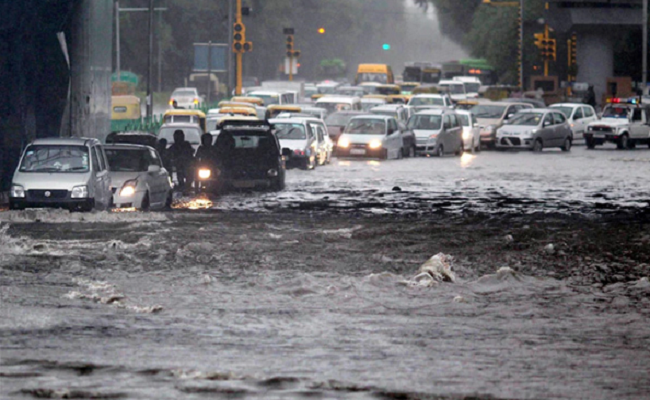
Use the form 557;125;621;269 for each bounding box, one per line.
441;59;498;86
402;62;442;85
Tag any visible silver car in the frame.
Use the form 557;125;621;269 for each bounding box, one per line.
104;144;173;210
405;109;463;157
496;109;573;152
9;137;112;211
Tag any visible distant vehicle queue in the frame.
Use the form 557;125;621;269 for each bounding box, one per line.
17;61;640;212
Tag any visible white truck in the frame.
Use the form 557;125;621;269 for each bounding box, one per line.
584;100;650;149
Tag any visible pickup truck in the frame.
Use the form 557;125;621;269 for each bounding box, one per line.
584;102;650;149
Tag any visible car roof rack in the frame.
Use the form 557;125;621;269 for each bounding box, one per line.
218;119;273;131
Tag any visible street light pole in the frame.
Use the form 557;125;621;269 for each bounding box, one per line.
520;0;524;90
115;0;120;81
643;0;648;94
146;0;154;119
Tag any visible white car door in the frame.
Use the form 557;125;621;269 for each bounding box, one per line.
148;148;167;205
571;106;585;137
93;146;111;209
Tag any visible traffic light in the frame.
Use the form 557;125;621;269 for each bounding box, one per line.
534;32;544;49
286;34;294;57
541;38;556;61
233;22;245;53
382;43;391;51
569;33;577;65
243;41;253;52
317;27;325;34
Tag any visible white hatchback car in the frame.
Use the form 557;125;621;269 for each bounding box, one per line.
104;144;173;210
336;115;404;159
9;137;112;211
169;87;203;109
549;103;598;144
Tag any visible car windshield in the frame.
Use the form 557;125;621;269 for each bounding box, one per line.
325;113;358;126
358;73;387;83
407;115;442;130
172;90;196;97
458;114;471;126
409;97;443;106
371;110;397;119
158;127;202;146
105;148;149;172
317;86;338;94
550;106;574;118
19;145;89;173
250;94;279;106
336;88;364;96
439;84;464;95
602;106;630;119
317;101;353;114
345;119;386;134
471;105;506;119
274;123;306;140
508;113;543;126
463;82;481;93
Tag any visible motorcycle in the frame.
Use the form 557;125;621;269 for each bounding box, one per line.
194;161;222;194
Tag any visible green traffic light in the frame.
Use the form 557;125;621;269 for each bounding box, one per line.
382;43;391;50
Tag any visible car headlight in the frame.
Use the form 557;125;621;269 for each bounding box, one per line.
198;168;211;180
462;131;471;140
10;184;25;198
119;180;137;197
368;140;382;149
267;168;279;177
429;133;438;139
338;137;350;148
71;185;89;199
587;126;593;132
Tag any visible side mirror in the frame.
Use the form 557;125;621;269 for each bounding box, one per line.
148;164;161;173
281;148;292;157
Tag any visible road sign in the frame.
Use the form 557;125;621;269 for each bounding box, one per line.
284;57;298;75
193;43;227;71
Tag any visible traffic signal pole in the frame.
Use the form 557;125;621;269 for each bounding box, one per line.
544;23;549;77
235;0;243;95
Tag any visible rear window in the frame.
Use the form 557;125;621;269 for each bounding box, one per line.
158;127;202;146
105;149;150;172
274;123;306;140
172;90;196;97
19;145;89;173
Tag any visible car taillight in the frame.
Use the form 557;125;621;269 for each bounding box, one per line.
294;149;304;156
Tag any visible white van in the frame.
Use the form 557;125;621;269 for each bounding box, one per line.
9;137;112;211
438;80;467;102
315;96;362;114
453;76;482;99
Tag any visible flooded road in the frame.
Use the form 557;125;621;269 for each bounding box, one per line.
1;146;650;399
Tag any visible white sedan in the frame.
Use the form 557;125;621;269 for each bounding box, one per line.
105;144;173;210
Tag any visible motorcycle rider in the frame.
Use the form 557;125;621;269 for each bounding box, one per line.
169;129;194;192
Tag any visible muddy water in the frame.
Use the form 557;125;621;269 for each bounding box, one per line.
209;146;650;215
1;210;649;399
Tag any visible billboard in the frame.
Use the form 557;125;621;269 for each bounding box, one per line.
193;43;228;72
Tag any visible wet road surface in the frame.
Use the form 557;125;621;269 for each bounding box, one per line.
1;145;650;399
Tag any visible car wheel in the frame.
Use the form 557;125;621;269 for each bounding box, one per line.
270;178;285;191
455;144;464;156
140;192;150;211
561;137;572;152
9;201;23;211
436;145;444;157
532;139;543;152
586;138;596;149
617;134;629;150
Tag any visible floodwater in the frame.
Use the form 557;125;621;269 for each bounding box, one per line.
1;146;650;399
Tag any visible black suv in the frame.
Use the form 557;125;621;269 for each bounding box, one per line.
213;120;286;192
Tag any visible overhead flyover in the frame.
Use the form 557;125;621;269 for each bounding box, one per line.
546;0;643;102
0;0;112;192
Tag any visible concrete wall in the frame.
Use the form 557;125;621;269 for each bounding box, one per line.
0;0;112;191
68;0;113;141
576;30;614;106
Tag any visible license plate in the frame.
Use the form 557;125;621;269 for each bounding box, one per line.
350;148;366;155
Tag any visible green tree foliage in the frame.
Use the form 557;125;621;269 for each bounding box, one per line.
418;0;546;84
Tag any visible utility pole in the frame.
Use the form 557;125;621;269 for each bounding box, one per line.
235;0;243;95
228;0;234;95
115;0;120;81
146;0;154;119
207;40;212;105
641;0;648;94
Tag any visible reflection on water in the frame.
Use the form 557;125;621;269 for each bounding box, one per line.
460;152;476;168
366;160;381;167
172;194;213;210
337;160;351;167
